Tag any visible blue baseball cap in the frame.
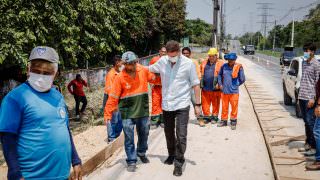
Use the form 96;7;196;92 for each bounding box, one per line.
122;51;138;63
224;53;237;60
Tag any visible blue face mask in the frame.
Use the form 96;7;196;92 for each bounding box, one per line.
304;52;310;60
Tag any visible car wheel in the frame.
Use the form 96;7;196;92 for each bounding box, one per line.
283;83;292;105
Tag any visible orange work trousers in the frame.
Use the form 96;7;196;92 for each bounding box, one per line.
201;90;221;117
151;85;162;116
221;93;239;121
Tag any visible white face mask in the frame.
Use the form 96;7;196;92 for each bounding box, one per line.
28;72;54;92
168;55;179;63
118;65;125;72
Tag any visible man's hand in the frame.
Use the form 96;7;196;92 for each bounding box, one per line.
194;106;201;117
307;99;315;108
219;85;223;90
71;165;82;180
215;84;220;90
315;106;320;117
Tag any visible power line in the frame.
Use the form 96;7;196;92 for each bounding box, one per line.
256;2;273;50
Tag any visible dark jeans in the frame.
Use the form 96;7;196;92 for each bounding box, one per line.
74;95;87;115
163;106;190;167
106;111;123;141
299;99;316;148
122;117;149;165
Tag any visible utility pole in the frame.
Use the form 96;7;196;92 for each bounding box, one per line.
212;0;220;48
220;0;225;48
257;3;273;50
249;12;253;45
272;20;276;52
291;7;295;47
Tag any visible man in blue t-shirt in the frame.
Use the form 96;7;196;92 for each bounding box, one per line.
0;46;82;180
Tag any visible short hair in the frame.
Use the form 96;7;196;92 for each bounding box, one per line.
113;55;122;66
165;40;180;52
303;43;317;52
76;74;81;79
182;47;191;53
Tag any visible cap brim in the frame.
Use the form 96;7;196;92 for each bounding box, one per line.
29;58;58;63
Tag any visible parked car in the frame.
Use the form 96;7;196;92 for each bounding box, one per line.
280;46;295;66
282;55;320;118
243;45;255;55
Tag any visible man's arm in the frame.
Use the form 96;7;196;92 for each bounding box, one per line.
0;133;23;180
67;81;74;94
104;76;122;121
148;57;162;73
189;63;201;117
218;66;224;86
82;79;88;87
239;67;246;85
67;126;82;180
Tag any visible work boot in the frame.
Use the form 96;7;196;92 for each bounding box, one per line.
306;161;320;171
150;124;159;130
127;164;137;172
230;120;237;130
138;155;150;164
199;118;206;127
164;156;175;165
298;143;311;152
211;116;219;124
160;123;165;128
304;148;316;157
217;120;227;127
173;165;183;176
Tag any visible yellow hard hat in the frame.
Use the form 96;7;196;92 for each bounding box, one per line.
207;48;218;56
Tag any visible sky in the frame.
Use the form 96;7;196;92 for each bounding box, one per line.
186;0;319;37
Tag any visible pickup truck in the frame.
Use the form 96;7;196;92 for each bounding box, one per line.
282;55;320;118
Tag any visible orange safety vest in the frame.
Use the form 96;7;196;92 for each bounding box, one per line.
200;59;224;77
104;68;118;95
232;63;242;78
104;64;159;120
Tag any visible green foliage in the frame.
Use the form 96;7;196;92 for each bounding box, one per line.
0;0;187;70
185;18;213;46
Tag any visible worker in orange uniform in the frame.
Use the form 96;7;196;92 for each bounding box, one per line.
104;51;159;172
102;55;124;143
199;48;224;127
149;47;167;129
218;53;245;130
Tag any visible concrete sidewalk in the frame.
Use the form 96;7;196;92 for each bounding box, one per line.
85;85;274;180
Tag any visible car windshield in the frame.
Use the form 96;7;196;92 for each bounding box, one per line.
283;51;294;59
246;46;254;50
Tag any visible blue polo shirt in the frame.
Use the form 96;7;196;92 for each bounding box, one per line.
0;83;72;179
218;63;245;94
203;62;217;91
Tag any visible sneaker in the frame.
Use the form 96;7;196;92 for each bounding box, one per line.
198;118;206;127
217;120;227;127
80;111;87;115
304;149;316;157
150;124;159;130
173;165;183;176
164;156;175;165
230;120;237;130
306;161;320;171
76;115;80;119
138;156;150;164
298;143;311;152
127;164;136;172
211;117;219;124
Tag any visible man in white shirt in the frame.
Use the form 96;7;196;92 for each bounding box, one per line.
149;40;201;176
